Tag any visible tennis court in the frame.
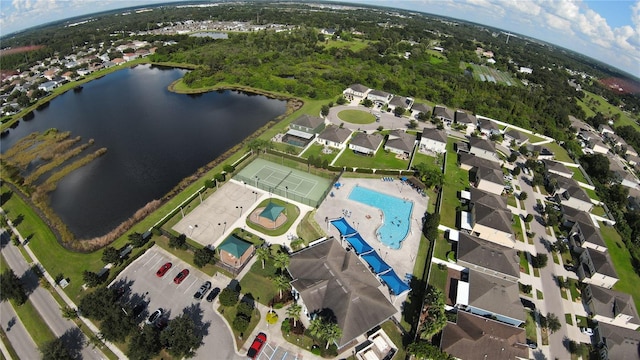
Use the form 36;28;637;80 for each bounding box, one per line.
234;158;332;207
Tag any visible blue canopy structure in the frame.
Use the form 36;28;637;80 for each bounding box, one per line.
361;252;391;274
344;233;374;255
379;270;411;295
330;217;357;237
259;202;285;221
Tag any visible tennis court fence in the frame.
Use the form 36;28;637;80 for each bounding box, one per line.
234;172;332;208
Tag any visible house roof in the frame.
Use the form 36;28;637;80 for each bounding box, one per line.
586;249;618;278
291;114;324;129
368;89;391;98
590;137;609;150
288;239;397;348
318;125;352;144
348;83;369;93
412;103;432;114
385;130;416;152
218;235;253;258
476;166;504;186
459;153;501;171
389;95;409;108
547;172;577;192
454;110;475;124
596;322;640;360
587;284;639;322
504;129;528;142
434;106;454;120
561;205;584;224
467;270;525;322
527;144;554;157
574;217;606;249
421;127;447;143
350;132;384;151
563;185;593;203
457;233;519;279
543;160;573;176
469;137;496;153
478;119;499;131
440;311;528;360
470;188;507;209
472;202;513;234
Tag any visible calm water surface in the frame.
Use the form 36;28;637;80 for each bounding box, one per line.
1;65;286;238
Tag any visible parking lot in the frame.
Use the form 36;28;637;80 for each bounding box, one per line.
257;342;303;360
110;246;244;360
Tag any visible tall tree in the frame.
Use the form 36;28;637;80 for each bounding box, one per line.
273;274;290;298
40;337;73;360
160;313;202;358
0;269;27;305
286;302;302;327
323;322;342;349
273;252;290;273
127;325;161;360
256;247;270;270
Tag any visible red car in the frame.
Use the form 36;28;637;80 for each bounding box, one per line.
156;262;172;277
173;269;189;284
247;332;267;359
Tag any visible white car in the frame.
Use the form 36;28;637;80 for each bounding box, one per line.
580;327;593;336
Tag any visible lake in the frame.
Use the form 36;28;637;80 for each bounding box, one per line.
1;65;286;238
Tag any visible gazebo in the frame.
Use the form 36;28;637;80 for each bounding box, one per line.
259;202;285;229
217;235;254;269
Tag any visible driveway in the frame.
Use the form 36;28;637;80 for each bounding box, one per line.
327;105;417;131
110;246;244;360
0;300;39;359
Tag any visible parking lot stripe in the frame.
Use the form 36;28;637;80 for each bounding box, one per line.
142;252;159;267
182;279;198;293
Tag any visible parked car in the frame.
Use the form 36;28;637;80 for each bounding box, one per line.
247;332;267;359
131;302;146;318
173;269;189;284
564;264;576;272
156;262;172;277
146;308;163;325
581;327;594;336
206;287;221;302
194;281;212;300
526;339;538;349
520;298;536;311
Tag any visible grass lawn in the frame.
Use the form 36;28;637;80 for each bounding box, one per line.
245;198;300;236
571;167;588;183
337;109;376;124
513;215;524;242
533;267;540;278
524;311;537;341
412;152;441;169
600;222;640;311
238;259;279;306
565;313;573;326
433;232;452;261
591;205;606;216
219;304;261;350
578;90;640;131
568;278;582;302
334;147;408;170
320;39;371;52
440;139;468;228
154;236;218;276
519;251;530;275
575;315;588;327
13;298;56;348
507;194;517;207
295;210;325;244
428;263;448;291
536;290;543;300
523;132;546;143
584;187;600;201
543;141;573;163
381;321;407;360
300;143;338;164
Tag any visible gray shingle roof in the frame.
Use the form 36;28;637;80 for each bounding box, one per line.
385;130;416;152
470;188;507;208
456;233;519;279
472;202;512;234
318;125;352;144
467;270;525;322
291;114;324;129
586;249;618;278
288;239;397;348
349;132;384;151
389;95;409;108
587;284;639;322
412;103;432;114
543;160;573;176
454;110;476;124
595;323;640;360
476;167;504;186
421;127;447;143
459;153;501;171
563;185;592;203
440;312;528;360
369;89;391;98
505;129;528;142
469;137;496;153
434;106;454;120
574;215;606;249
348;83;369;93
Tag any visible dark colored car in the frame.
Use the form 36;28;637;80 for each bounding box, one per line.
194;281;212;300
173;269;189;284
156;262;172;277
132;303;146;318
247;332;267;359
146;308;163;325
206;287;220;302
520;298;536;311
526;339;538;349
564;264;576;271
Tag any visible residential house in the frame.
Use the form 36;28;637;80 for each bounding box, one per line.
454;110;476;134
626;146;638;158
349;132;384;155
569;212;607;252
342;84;370;102
456;233;520;283
526;144;554;160
387;95;413;113
112;58;126;65
583;284;640;330
477;118;501;136
594;322;640;360
475;166;505;195
577;248;618;289
317;125;352;150
543;159;574;178
503;129;528;147
440;311;528;360
411;103;432;119
598;124;615;137
469;137;500;163
366;89;392;106
434;105;455;123
590;137;610;155
608;134;629;153
384;130;416;156
287;239;397;349
626;154;640;168
456;270;525;326
289;114;325;135
122;52;139;61
546;173;577;196
555;184;594;212
458;152;501;172
468;201;514;248
419;127;447;154
609;157;640;189
37;81;58;92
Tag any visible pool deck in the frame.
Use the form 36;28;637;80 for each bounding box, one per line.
314;176;429;308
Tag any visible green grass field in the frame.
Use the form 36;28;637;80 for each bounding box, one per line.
337;109;376;124
600;222;640;311
578;90;640;131
440;139;468;228
335;147;408;170
300;143;338;164
320;39;371;52
571;167;588;183
543;141;573;163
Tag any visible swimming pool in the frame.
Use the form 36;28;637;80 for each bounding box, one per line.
348;186;413;249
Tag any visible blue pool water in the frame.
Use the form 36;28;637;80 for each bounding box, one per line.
348;186;413;249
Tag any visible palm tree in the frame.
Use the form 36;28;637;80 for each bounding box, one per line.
323;322;342;349
286;302;302;327
308;317;326;341
256;247;270;269
273;252;290;274
273;274;290;299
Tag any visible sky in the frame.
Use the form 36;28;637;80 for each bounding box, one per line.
0;0;639;78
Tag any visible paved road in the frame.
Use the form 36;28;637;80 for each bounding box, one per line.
1;231;106;360
519;174;571;360
0;300;40;359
